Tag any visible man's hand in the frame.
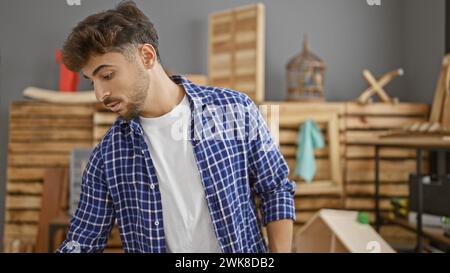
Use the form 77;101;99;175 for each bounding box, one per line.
266;219;293;253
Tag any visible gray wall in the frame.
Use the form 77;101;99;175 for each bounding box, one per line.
0;0;445;251
402;0;446;102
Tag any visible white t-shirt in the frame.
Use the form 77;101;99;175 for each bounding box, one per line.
139;94;222;253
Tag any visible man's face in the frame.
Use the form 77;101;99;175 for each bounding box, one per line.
82;51;150;121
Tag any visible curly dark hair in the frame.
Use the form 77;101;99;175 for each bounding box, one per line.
62;0;160;72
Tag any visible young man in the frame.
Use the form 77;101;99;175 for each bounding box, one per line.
57;1;295;253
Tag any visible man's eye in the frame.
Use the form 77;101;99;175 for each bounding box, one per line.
103;72;113;80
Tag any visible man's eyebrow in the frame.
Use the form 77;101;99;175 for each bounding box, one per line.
82;64;114;79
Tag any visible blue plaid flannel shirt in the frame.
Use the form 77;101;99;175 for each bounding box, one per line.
57;75;296;253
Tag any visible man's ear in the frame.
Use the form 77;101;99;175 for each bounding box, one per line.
139;44;157;69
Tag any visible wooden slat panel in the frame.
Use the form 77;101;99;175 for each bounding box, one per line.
7;167;47;181
294;197;343;210
344;198;392;210
6;101;96;252
10;129;92;141
10;117;92;129
209;3;265;102
346;171;411;183
7;182;43;195
346;102;429;117
345;145;417;159
346;159;420;172
345;184;409;197
9;154;69;167
10;102;94;117
345;116;426;129
5;211;40;223
9;141;92;153
4;224;39;237
345;130;388;143
280;145;331;158
6;196;42;209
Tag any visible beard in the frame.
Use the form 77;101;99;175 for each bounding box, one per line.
118;66;150;121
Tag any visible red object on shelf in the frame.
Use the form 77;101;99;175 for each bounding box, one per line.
55;49;79;92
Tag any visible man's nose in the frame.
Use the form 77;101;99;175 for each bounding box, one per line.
93;83;110;102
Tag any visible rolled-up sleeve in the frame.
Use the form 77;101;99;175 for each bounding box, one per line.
245;98;296;226
56;145;115;253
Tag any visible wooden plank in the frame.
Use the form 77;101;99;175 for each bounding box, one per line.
345;116;426;130
344;198;392;210
6;196;42;209
328;113;343;190
345;130;388;143
294;197;343;210
429;55;450;123
279;129;339;145
9;117;92;129
5;210;40;223
295;182;342;196
280;145;333;158
345;184;409;197
23;87;97;104
346;102;429;117
263;102;346;115
7;181;43;195
9;129;92;141
4;224;39;237
346;159;420;172
10;102;94;117
7;167;47;181
9;154;69;167
346;171;411;183
9;141;92;153
345;145;417;159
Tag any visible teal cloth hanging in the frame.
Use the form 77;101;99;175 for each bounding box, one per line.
295;119;325;183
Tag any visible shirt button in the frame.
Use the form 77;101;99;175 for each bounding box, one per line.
150;184;155;190
154;221;159;226
141;149;145;154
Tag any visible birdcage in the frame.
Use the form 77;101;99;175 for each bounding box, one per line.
286;36;326;101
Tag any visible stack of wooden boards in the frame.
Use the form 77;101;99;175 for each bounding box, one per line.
4;102;121;252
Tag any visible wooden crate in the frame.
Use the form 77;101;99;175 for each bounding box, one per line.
342;102;430;216
262;102;346;196
208;3;265;103
4;101;122;252
4;102;94;252
260;101;429;230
